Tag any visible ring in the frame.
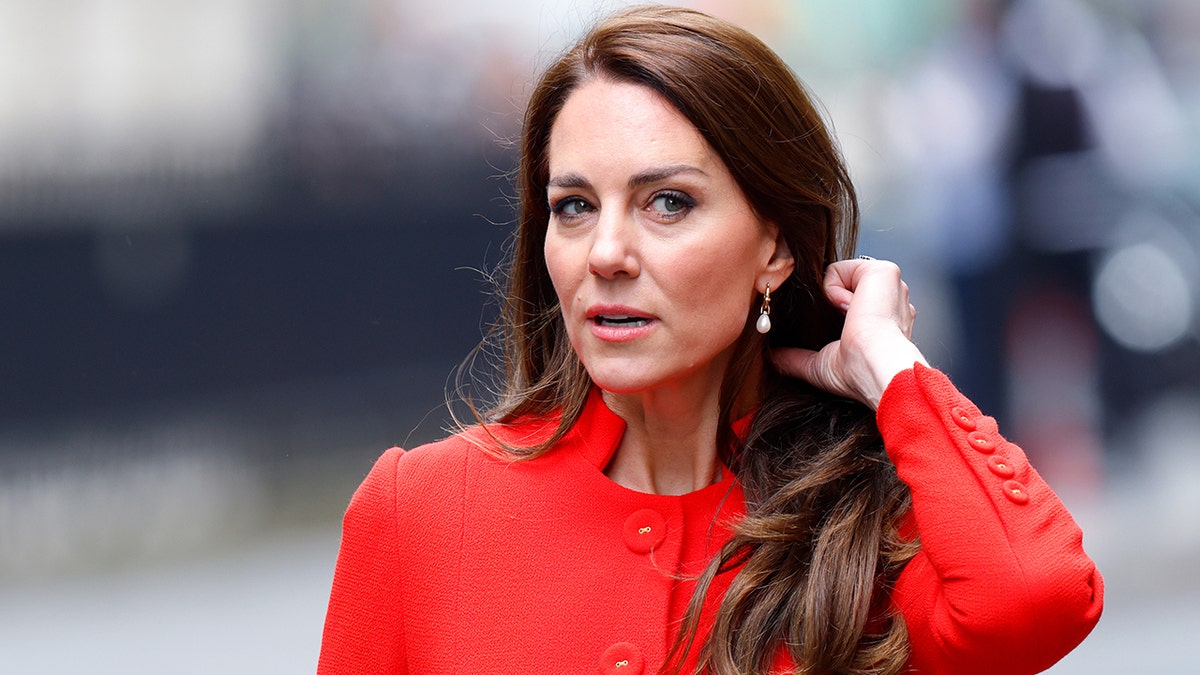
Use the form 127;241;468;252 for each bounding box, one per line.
858;254;875;261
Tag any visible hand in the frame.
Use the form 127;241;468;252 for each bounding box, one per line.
771;258;927;409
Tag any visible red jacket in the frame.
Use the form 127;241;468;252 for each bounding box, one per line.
319;365;1103;673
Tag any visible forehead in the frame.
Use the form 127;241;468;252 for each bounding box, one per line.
547;79;720;176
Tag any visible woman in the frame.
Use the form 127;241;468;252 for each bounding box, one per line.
319;6;1102;674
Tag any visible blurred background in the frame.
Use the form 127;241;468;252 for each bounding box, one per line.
1;0;1197;671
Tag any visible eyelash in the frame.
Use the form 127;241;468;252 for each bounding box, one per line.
548;191;697;222
549;196;593;219
649;190;695;218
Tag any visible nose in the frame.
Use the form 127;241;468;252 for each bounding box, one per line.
587;209;640;279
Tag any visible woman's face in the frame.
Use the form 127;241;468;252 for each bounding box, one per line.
544;78;791;397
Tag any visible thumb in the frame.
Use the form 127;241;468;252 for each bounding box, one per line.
770;346;824;386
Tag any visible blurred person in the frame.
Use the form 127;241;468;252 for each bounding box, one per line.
318;6;1102;674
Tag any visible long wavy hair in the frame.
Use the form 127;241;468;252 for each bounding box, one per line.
468;5;917;674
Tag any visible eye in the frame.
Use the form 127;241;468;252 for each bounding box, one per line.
648;191;695;218
550;197;594;218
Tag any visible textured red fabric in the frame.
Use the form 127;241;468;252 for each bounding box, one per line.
878;364;1103;674
319;365;1102;673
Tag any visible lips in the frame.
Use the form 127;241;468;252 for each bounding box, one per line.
586;304;653;324
586;305;656;341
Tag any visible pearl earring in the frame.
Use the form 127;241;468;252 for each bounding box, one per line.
756;284;772;334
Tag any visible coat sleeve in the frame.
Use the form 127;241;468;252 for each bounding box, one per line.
318;448;407;675
879;364;1103;675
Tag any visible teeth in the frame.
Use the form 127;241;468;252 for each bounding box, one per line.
596;316;648;327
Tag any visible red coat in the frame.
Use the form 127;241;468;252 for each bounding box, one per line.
319;365;1103;674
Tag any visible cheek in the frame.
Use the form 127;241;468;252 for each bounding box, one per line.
664;249;757;327
543;236;576;302
665;229;773;349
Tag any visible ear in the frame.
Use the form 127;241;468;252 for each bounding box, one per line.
757;228;795;292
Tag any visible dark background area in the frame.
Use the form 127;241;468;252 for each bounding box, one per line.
0;155;508;426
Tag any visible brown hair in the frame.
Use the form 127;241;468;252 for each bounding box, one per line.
473;5;916;674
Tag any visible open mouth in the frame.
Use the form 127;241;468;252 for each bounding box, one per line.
593;315;650;328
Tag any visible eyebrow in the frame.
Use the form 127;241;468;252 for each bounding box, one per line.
546;164;707;191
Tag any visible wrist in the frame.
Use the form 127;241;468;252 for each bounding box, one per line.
864;342;927;409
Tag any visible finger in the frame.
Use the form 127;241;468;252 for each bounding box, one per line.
837;257;902;292
822;260;865;310
904;303;917;338
826;285;854;312
770;346;820;384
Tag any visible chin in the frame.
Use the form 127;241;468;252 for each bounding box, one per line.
584;362;708;396
587;375;654;395
580;352;724;397
583;365;659;395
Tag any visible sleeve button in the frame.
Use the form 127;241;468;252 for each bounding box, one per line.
1003;480;1030;504
950;406;977;431
966;431;996;454
987;454;1016;478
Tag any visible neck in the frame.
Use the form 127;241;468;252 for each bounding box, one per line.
601;358;764;496
602;387;722;495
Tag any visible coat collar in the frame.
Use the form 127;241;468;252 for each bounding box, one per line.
567;387;754;478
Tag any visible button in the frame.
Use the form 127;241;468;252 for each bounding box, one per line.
987;454;1016;479
623;509;666;554
600;642;645;674
966;431;995;454
1003;480;1030;504
950;406;977;431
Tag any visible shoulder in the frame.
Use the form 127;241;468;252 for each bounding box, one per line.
402;411;559;468
359;413;563;507
366;429;494;499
